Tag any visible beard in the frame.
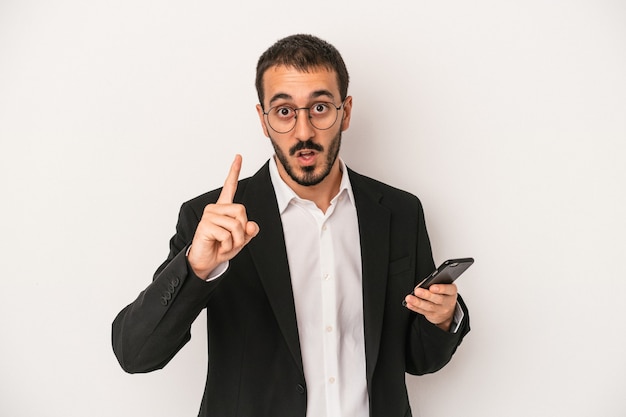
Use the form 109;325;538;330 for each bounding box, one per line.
270;131;342;187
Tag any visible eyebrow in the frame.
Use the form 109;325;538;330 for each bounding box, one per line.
268;90;336;106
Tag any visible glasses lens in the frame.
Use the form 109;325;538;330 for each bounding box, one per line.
267;106;296;133
309;103;339;130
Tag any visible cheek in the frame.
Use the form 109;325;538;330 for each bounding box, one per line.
268;135;287;155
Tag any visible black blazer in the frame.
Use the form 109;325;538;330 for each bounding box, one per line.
112;161;469;417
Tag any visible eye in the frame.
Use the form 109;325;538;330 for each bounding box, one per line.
310;102;330;116
273;106;295;119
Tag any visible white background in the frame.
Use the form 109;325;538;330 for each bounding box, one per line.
1;1;625;416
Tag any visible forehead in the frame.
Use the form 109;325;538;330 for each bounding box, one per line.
262;65;340;105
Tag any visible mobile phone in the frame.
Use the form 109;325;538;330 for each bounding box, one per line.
415;258;474;289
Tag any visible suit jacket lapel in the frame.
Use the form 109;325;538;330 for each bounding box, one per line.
241;163;304;374
349;168;391;383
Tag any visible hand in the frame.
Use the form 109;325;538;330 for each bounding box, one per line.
187;154;260;279
403;284;458;331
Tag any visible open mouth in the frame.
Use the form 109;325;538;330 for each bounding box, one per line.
297;150;316;159
295;149;319;166
289;140;324;166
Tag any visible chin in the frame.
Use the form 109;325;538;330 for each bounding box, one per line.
293;166;328;187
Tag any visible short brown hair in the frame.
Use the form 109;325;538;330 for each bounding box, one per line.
255;34;350;108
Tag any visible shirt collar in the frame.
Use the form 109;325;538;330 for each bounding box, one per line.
269;155;356;214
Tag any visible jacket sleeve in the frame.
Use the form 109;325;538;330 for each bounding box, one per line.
404;198;470;375
405;296;470;375
111;201;220;373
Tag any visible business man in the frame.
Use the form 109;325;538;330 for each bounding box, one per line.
112;34;470;417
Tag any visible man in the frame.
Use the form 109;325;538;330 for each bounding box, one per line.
112;34;469;417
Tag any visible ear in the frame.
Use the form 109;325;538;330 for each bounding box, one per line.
340;96;353;132
256;104;270;138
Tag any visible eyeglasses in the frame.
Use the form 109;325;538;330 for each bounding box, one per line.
263;101;344;134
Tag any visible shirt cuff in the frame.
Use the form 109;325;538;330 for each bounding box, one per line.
450;301;465;333
206;261;229;281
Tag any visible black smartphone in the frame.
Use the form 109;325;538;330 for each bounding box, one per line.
415;258;474;289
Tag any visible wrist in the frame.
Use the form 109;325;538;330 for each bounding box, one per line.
186;245;213;280
435;317;453;332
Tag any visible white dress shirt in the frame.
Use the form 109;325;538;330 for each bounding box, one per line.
269;156;369;417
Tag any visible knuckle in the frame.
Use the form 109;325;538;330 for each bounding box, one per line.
233;204;247;216
203;203;217;215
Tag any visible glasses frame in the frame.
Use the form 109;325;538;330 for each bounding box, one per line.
262;100;345;134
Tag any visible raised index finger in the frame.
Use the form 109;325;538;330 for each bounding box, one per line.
216;154;242;204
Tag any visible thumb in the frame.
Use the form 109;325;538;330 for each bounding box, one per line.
246;221;260;240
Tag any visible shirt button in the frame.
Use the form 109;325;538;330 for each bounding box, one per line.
329;377;336;384
322;225;327;231
326;326;333;332
323;273;330;281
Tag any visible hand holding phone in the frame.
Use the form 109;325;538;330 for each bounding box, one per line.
402;257;473;329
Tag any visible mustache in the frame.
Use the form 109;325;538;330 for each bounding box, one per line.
289;140;324;156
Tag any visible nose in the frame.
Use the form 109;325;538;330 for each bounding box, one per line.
293;109;315;141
